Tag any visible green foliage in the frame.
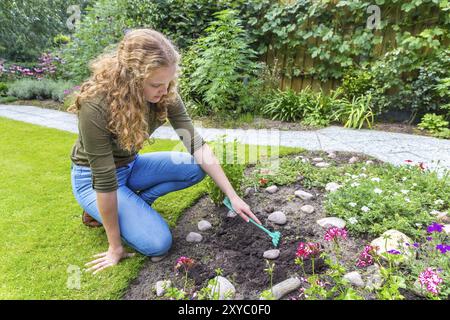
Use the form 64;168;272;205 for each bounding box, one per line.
332;94;375;129
341;69;375;100
324;163;450;239
7;79;75;102
418;113;449;134
205;136;245;206
0;82;8;96
180;9;261;115
261;88;304;122
0;0;91;61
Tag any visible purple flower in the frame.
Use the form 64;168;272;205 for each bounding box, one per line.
387;249;401;255
426;236;433;241
436;244;450;254
427;222;444;233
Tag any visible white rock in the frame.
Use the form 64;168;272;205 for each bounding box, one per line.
349;156;359;164
269;277;301;300
315;162;330;168
155;280;171;297
325;182;342;193
227;210;237;218
366;160;374;165
265;185;278;194
370;229;412;258
263;249;280;260
300;205;315;214
151;254;167;263
443;224;450;235
316;217;346;229
208;276;236;300
244;187;252;197
186;232;203;243
312;157;324;162
268;211;287;225
343;272;364;287
294;190;314;200
198;220;212;231
327;152;337;159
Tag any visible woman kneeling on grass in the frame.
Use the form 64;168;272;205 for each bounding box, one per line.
68;28;262;274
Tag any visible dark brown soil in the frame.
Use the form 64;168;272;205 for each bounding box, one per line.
121;151;423;300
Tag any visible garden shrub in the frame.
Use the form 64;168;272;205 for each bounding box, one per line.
180;9;261;116
0;82;8;96
7;79;75;102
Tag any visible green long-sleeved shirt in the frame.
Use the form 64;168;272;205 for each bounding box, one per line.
70;93;205;193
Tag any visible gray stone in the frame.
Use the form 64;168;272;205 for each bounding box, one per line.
186;232;203;243
300;205;315;214
370;229;412;258
294;190;314;200
327;152;337;159
443;224;450;235
316;217;346;229
265;185;278;194
244;187;252;197
312;157;324;162
315;162;331;168
325;182;342;193
198;220;212;231
227;210;237;218
349;156;359;164
343;272;364;287
155;280;171;297
269;277;301;300
366;160;374;165
151;254;167;263
207;276;236;300
263;249;280;260
268;211;287;225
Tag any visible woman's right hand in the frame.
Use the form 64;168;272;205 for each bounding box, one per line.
85;245;135;274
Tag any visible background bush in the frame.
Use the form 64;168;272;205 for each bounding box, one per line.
7;79;75;102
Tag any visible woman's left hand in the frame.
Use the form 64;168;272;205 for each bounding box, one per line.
229;195;262;225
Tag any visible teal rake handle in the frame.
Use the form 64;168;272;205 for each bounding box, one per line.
223;196;281;247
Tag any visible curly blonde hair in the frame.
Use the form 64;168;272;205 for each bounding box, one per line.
67;28;181;152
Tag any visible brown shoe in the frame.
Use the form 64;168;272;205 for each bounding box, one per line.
82;210;102;228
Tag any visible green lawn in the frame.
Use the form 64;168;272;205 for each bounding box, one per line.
0;117;303;299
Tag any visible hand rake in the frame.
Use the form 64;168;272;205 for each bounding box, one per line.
223;196;281;248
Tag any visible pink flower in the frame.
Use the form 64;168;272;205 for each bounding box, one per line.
419;268;443;295
296;242;321;259
356;245;377;268
404;160;413;163
324;227;348;242
175;256;194;272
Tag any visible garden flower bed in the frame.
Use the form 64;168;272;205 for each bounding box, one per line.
123;151;449;300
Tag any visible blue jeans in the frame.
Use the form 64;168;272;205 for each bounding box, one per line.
70;151;206;257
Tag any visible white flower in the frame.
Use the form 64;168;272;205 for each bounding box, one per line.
349;202;357;207
430;210;440;216
374;188;383;194
400;189;409;194
361;206;370;212
348;217;358;225
351;175;358;179
361;166;367;171
412;183;417;187
359;173;368;178
345;173;351;177
435;199;444;206
401;177;407;181
415;223;422;227
351;182;360;187
371;177;381;182
405;197;411;203
393;192;399;196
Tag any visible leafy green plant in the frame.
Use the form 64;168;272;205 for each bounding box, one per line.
0;82;8;96
205;135;245;205
7;79;75;102
332;94;375;129
180;9;261;116
418;113;449;135
259;260;276;300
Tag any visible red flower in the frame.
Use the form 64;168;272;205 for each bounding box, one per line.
175;256;195;272
259;178;268;186
404;160;413;163
296;242;321;259
324;227;348;242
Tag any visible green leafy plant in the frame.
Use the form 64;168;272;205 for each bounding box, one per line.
205;135;245;205
180;9;261;116
259;260;276;300
332;94;375;129
418;113;449;136
0;82;8;96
